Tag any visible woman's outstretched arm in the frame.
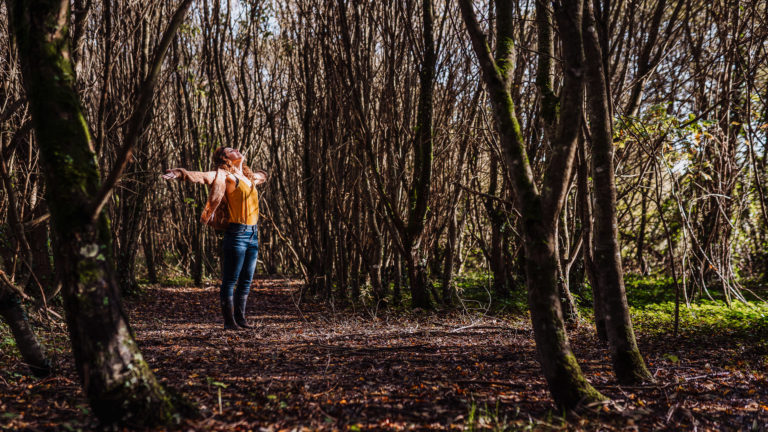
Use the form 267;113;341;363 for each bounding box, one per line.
162;168;217;185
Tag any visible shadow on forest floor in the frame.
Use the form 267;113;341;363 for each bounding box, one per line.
1;277;767;430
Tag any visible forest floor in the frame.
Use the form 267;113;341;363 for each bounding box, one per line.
1;277;767;431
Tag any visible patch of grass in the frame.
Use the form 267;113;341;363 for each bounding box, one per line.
624;274;768;306
624;275;678;306
464;397;563;431
631;299;768;338
455;272;527;314
160;275;196;287
620;275;768;340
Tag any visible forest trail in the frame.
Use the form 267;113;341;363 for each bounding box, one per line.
1;278;766;430
129;277;552;430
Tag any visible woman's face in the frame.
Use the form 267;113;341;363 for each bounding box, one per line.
224;147;243;163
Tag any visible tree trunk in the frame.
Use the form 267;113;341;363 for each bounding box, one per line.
393;257;403;306
441;207;459;305
486;156;512;297
583;0;653;384
28;203;56;298
405;251;431;309
116;50;154;294
300;39;324;296
459;0;605;410
523;217;604;408
116;168;149;294
351;245;362;302
142;218;158;284
578;136;607;342
635;174;649;275
0;149;36;294
489;220;510;296
0;273;51;377
556;238;580;326
402;0;436;309
191;223;205;287
7;0;188;425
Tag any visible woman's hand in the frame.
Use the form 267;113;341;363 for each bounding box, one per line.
162;168;216;185
162;168;184;180
253;169;268;185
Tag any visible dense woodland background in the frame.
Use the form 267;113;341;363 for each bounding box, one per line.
1;0;767;429
3;0;768;306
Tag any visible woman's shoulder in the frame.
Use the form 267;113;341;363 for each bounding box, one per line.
217;169;236;183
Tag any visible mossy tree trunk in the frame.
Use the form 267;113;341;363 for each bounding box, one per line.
458;0;606;410
522;209;605;408
6;0;189;425
583;0;654;385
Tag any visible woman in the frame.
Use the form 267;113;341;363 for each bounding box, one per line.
163;147;267;330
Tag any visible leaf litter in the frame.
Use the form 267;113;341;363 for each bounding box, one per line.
0;277;766;430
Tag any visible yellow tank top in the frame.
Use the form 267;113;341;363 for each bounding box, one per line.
226;177;259;225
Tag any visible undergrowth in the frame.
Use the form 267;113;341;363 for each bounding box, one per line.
623;275;768;338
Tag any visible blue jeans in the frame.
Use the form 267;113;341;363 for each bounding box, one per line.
220;223;259;302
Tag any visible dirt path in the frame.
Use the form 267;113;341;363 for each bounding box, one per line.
129;278;551;430
1;278;766;430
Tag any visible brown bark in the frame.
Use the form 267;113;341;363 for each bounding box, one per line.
578;135;607;342
458;0;605;410
7;0;192;425
0;270;51;377
583;0;653;384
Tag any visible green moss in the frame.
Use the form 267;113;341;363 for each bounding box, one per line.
613;347;653;384
551;352;607;410
77;261;103;286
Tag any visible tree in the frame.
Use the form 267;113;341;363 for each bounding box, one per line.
6;0;193;425
583;0;653;384
0;269;50;377
458;0;605;410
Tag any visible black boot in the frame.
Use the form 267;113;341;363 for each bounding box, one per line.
234;294;251;329
221;297;238;330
